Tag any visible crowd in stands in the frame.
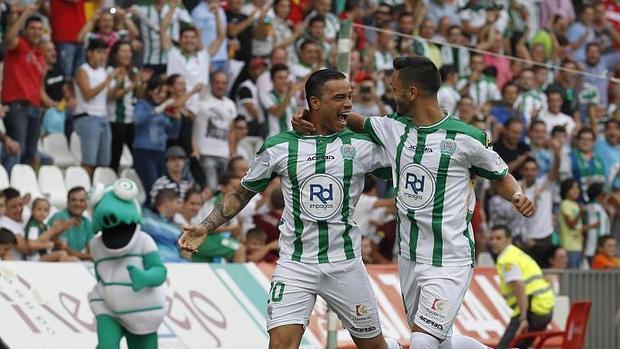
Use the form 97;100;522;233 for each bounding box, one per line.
0;0;618;271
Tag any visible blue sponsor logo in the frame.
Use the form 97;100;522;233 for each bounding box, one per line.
405;173;426;194
310;184;334;203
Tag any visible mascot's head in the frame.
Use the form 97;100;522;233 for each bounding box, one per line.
90;179;142;249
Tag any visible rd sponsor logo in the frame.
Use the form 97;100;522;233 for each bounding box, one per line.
300;173;344;220
398;163;436;210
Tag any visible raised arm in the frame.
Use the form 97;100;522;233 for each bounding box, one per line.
5;5;38;50
178;184;257;252
208;6;226;56
160;0;180;52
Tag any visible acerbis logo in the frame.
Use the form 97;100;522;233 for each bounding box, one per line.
300;173;343;220
398;163;436;210
306;155;336;161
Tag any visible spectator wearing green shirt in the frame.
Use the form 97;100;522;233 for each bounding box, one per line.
47;186;93;260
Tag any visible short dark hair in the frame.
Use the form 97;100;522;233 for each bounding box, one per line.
299;40;318;52
504;116;523;129
0;228;16;245
227;156;247;176
392;56;441;96
210;70;228;82
68;186;86;200
362;175;377;193
270;63;289;79
529;119;546;131
166;73;182;86
521;156;538;169
309;15;325;26
246;228;267;241
305;68;347;109
218;172;237;187
502;81;519;95
605;119;620;129
180;25;199;37
183;188;201;202
560;178;578;199
234;115;246;124
154;188;179;208
145;75;167;102
491;225;512;238
587;182;604;202
551;125;567;136
597;235;615;249
439;65;457;82
2;188;20;202
25;16;43;28
87;38;108;51
576;126;595;140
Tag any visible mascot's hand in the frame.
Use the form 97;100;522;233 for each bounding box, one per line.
127;265;148;292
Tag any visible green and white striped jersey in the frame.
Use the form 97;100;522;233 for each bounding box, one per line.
241;130;391;263
364;113;509;267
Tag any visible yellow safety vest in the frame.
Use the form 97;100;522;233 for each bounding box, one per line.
496;244;555;317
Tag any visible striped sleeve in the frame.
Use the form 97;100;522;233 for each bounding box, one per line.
241;148;277;193
467;135;509;180
363;115;395;147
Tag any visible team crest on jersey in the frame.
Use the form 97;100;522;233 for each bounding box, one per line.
440;139;457;156
340;144;356;160
300;173;344;220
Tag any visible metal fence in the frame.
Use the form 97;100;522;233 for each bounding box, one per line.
557;269;620;349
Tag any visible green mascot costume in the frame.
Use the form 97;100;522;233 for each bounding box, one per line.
88;179;167;349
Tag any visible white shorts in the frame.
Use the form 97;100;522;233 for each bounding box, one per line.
266;257;382;339
398;257;473;340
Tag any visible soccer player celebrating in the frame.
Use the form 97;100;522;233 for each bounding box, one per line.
179;69;401;349
292;56;535;349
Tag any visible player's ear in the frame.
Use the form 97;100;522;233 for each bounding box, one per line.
309;95;320;110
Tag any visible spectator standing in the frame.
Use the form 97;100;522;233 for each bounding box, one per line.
162;0;225;94
40;41;73;136
527;121;554;177
567;5;596;62
77;8;139;49
546;59;580;118
352;77;390;116
225;0;256;64
457;53;501;107
493;117;531;178
440;25;470;76
595;119;620;188
581;42;620;108
192;0;228;72
49;0;86;79
515;69;547;125
132;0;192;75
558;179;589;268
150;146;195;206
256;47;288;102
539;0;575;29
142;188;187;263
584;183;611;264
165;74;202;163
437;65;460;115
306;0;339;42
260;64;301;138
47;187;92;260
591;235;620;269
570;127;605;202
538;89;576;137
290;40;321;81
490;82;525;127
236;57;268;138
74;39;118;176
133;76;182;193
107;41;147;172
519;142;560;266
194;71;237;190
1;8;46;172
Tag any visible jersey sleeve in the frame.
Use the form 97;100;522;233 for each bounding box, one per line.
237;86;253;102
467;134;509;181
367;144;392;180
241;148;277;193
363;115;396;148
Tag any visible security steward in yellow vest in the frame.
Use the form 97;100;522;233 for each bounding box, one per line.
490;225;555;349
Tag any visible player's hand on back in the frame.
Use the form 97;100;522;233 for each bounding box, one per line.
292;108;315;134
178;224;209;254
512;192;535;217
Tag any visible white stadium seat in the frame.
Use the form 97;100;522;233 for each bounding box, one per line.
69;132;82;163
120;168;146;205
93;167;118;187
0;165;9;190
65;166;91;191
38;165;68;209
41;134;78;168
10;164;43;198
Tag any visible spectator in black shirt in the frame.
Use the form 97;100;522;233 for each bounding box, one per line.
494;117;531;179
40;41;75;137
226;0;254;63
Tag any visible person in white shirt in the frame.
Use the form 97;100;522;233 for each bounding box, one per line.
236;57;268;137
437;65;461;115
161;0;225;93
259;63;302;137
74;38;119;176
192;0;229;72
290;40;321;81
514;69;547;125
519;141;561;266
174;188;204;226
539;89;576;138
456;53;501;107
256;47;289;104
193;71;238;190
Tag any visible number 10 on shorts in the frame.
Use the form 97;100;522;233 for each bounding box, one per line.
268;282;285;303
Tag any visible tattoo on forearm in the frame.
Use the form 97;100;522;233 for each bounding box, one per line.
200;185;256;232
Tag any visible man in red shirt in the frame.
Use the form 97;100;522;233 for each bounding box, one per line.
49;0;86;79
1;5;46;171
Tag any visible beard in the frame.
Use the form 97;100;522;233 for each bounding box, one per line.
395;99;413;115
